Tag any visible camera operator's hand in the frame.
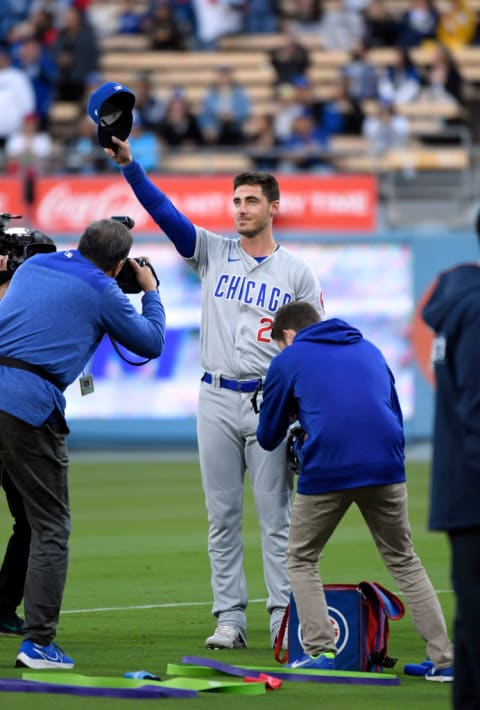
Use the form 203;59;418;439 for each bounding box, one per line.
0;255;8;272
129;257;158;293
104;137;132;167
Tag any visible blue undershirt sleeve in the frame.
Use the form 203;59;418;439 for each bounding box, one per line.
121;160;196;258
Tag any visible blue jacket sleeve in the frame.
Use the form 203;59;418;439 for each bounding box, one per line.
257;355;293;451
101;285;166;359
121;160;196;258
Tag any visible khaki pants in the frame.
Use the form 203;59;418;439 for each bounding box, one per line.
287;483;453;668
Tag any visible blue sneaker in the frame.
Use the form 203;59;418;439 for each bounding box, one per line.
15;640;74;669
286;652;336;670
425;665;454;682
404;658;434;676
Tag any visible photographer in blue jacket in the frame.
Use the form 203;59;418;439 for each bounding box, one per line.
0;218;165;671
257;301;453;679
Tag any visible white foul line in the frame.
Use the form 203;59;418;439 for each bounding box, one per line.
62;591;453;615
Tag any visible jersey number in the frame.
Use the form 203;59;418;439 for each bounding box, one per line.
257;317;273;343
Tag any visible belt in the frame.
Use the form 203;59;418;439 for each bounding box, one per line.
0;355;62;390
201;372;262;393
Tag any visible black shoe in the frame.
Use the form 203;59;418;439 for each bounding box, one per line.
0;612;24;636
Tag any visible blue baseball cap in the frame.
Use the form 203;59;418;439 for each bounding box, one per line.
87;81;136;148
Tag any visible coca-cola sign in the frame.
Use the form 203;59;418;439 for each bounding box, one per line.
35;177;157;233
0;174;377;234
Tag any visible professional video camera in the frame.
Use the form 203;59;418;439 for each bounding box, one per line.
0;213;56;284
111;216;159;294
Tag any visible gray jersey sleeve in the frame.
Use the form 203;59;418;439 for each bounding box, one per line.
185;226;323;378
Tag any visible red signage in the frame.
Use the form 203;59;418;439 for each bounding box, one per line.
0;174;377;234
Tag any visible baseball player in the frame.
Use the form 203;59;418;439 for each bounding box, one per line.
105;136;324;649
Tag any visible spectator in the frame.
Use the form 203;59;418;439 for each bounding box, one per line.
318;0;366;52
198;64;251;146
128;113;161;172
342;40;379;101
288;75;324;124
362;99;410;155
191;0;243;50
170;0;197;47
50;5;100;102
363;0;399;48
0;43;35;152
272;82;304;144
159;90;204;147
278;109;330;173
397;0;439;49
245;112;280;170
420;42;465;105
87;0;121;37
437;0;476;51
130;72;165;133
28;7;58;47
5;112;53;176
346;0;369;9
117;0;145;34
243;0;279;34
4;18;36;50
14;36;58;131
286;0;323;34
320;75;365;135
270;29;311;86
0;0;32;42
142;0;187;51
377;47;422;105
64;115;111;173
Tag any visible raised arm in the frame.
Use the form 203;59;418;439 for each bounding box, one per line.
106;136;196;258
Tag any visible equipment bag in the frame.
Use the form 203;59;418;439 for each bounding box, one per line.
274;581;405;672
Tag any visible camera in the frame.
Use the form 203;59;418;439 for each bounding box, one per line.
111;215;160;294
0;213;56;284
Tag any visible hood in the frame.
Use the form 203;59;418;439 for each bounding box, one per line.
294;317;363;346
422;263;480;335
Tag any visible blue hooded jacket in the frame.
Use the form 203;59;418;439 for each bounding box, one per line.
257;317;405;495
422;263;480;531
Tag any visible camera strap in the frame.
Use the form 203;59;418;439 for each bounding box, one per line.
0;355;62;390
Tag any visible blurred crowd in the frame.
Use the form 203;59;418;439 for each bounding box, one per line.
0;0;478;177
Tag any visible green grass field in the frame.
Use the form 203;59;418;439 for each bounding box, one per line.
0;454;454;709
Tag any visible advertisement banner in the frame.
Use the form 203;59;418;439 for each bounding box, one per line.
0;178;25;217
0;174;377;233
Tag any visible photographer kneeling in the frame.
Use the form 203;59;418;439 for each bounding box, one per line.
0;219;166;670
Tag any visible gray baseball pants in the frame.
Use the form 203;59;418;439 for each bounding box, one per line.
197;382;293;637
287;482;453;667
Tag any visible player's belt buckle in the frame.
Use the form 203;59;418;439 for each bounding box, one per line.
230;378;261;393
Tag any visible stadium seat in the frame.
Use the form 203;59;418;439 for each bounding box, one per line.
160;151;252;174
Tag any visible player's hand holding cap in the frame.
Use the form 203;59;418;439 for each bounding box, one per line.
87;81;135;149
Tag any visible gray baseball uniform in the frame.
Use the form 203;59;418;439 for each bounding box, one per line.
120;160;323;642
189;227;322;637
